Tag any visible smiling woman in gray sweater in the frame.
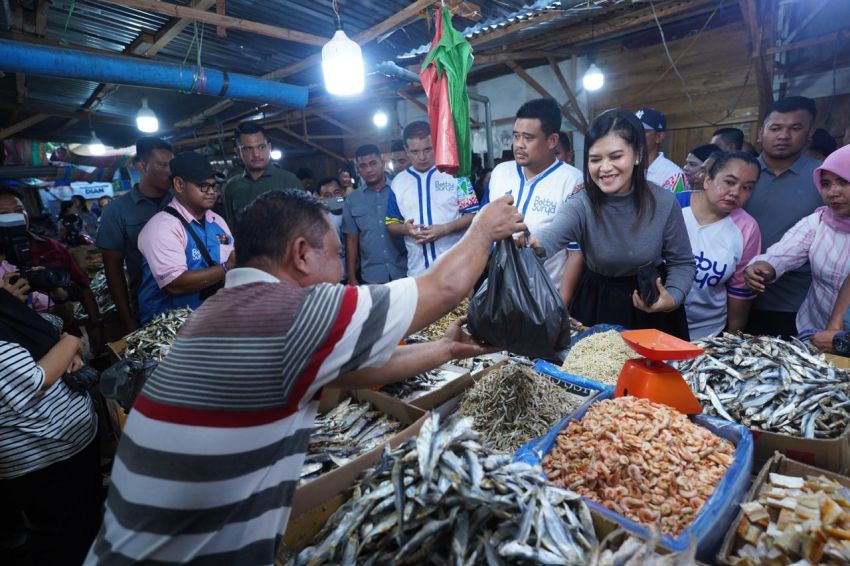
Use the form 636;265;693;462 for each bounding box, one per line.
535;108;696;339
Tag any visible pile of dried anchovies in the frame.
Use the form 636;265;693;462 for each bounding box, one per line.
457;362;588;453
379;367;463;401
560;330;638;385
591;528;697;566
74;269;115;321
678;333;850;439
124;307;192;361
292;414;597;565
300;398;403;484
417;299;469;341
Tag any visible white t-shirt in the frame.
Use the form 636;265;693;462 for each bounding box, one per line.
487;159;583;288
386;167;478;276
648;152;686;193
679;192;762;339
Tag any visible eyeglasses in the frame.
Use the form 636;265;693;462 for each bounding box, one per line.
194;182;221;194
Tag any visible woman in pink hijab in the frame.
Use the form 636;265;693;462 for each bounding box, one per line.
745;144;850;349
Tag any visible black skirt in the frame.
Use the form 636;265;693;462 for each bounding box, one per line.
570;269;691;341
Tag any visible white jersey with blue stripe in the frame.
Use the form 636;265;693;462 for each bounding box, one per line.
387;167;477;276
486;159;583;288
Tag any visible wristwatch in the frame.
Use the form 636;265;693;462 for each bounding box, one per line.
834;331;850;356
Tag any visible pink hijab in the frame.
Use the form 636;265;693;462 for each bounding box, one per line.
813;144;850;232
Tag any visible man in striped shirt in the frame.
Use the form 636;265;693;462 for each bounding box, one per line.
87;189;525;564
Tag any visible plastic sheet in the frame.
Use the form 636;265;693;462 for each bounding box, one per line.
420;10;459;175
535;359;607;393
515;390;753;561
100;358;158;411
467;239;571;363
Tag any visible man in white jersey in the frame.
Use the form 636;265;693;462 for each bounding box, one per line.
636;107;686;193
386;121;479;276
486;98;583;292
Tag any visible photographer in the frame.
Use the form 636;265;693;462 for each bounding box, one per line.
0;189;102;350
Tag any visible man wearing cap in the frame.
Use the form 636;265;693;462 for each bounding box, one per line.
636;108;686;193
137;152;235;324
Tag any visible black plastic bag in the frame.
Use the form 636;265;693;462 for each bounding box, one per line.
99;358;158;412
467;239;571;363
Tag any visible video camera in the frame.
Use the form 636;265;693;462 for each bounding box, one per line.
0;212;79;300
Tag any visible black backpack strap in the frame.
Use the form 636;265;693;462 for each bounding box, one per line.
162;207;217;268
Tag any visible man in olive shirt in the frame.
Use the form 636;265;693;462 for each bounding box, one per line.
222;122;301;227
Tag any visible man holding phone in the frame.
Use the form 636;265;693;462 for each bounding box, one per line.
341;144;407;285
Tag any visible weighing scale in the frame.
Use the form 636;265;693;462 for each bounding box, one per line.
615;329;704;415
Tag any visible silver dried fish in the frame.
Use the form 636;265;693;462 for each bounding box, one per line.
124;307;193;361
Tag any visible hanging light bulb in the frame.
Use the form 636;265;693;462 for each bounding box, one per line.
136;98;159;133
89;130;106;156
582;63;604;92
270;149;282;160
373;110;388;128
322;29;365;96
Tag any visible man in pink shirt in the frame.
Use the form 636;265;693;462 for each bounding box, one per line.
137;152;235;324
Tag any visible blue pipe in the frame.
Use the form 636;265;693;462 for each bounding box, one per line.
0;39;308;109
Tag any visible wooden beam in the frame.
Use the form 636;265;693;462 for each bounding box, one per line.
0;114;50;139
504;60;584;131
34;0;48;36
397;90;428;114
98;0;327;46
145;0;217;57
738;0;772;119
272;126;345;161
313;112;357;135
472;50;563;66
547;56;587;131
766;29;850;56
215;0;226;37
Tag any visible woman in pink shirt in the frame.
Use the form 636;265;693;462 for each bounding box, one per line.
746;144;850;341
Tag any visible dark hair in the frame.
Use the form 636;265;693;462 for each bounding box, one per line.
516;98;562;137
810;128;838;157
689;143;722;162
705;151;761;180
763;96;816;123
234;121;267;142
583;108;654;224
317;177;341;190
403;121;431;144
355;144;382;160
390;139;405;153
296;167;313;180
59;200;75;215
557;131;572;153
0;187;23;200
234;189;330;266
711;127;744;150
136;137;172;162
70;195;88;211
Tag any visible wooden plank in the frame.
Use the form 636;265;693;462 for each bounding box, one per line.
547;56;587;130
766;30;850;56
0;114;50;139
272;125;345;161
34;0;48;36
98;0;327;46
314;112;356;136
738;0;773;118
504;60;584;131
215;0;226;37
145;0;217;57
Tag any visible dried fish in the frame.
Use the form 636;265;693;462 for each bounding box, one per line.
457;362;588;453
677;332;850;439
591;528;697;565
560;330;639;385
731;472;850;565
379;368;462;401
299;398;403;484
124;307;192;361
416;299;469;341
291;413;597;565
73;269;116;321
543;396;735;536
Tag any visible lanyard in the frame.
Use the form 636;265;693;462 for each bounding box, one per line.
514;161;564;216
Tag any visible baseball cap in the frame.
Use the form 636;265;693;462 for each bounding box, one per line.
170;152;217;184
635;108;667;132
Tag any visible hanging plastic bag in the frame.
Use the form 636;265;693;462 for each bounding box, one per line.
467;238;571;362
420;7;459;175
99;358;158;412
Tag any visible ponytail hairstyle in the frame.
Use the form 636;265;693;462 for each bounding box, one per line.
583;108;655;225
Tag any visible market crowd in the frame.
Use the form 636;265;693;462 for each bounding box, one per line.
1;92;849;565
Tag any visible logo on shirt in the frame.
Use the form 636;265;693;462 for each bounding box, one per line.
530;196;558;215
191;248;203;261
434;180;455;193
693;251;728;289
217;233;230;245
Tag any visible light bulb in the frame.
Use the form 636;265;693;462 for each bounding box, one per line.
321;30;365;96
582;63;604;92
89;131;106;156
270;149;282;160
373;110;388;128
136;98;159;133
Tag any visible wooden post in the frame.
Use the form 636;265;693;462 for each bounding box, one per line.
547;56;588;131
738;0;773;120
215;0;226;37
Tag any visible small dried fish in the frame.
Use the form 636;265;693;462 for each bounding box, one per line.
379;368;461;401
291;413;597;565
457;362;589;453
560;330;638;385
416;299;469;341
124;307;192;361
543;396;735;537
731;472;850;565
677;332;850;439
73;269;116;321
591;528;697;565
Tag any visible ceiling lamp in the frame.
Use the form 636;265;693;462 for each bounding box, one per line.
89;131;106;156
373;110;388;128
582;63;604;92
321;3;365;96
270;149;282;160
136;98;159;133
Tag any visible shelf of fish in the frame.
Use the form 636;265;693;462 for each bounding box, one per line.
376;364;470;410
121;307;193;361
676;332;850;473
517;392;753;561
287;413;598;565
719;453;850;565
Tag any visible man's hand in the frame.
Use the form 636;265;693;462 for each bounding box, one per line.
439;316;500;359
400;218;422;238
415;223;447;245
632;278;677;313
745;261;776;293
472;195;526;241
225;249;237;270
811;330;838;353
1;271;30;302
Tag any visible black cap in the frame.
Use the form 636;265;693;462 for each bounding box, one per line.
170;152;216;184
690;143;722;162
635;108;667;132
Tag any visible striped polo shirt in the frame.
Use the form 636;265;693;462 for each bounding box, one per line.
0;341;97;479
86;267;417;565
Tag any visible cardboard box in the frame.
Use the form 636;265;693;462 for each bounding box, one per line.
107;339;126;362
284;389;427;547
717;452;850;565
